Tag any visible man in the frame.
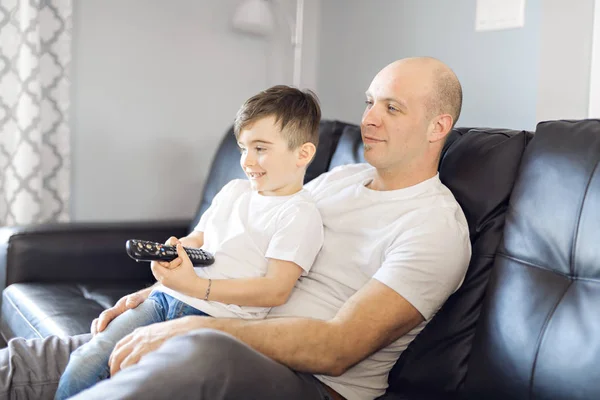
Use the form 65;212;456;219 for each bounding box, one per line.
0;57;471;400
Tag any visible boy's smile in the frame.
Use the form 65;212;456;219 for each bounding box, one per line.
246;172;266;179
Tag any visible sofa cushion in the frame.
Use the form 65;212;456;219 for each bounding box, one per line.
464;119;600;400
386;128;532;395
1;283;144;340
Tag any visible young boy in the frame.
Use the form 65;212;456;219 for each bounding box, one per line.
55;85;324;399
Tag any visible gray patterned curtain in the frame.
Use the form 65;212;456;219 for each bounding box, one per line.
0;0;71;226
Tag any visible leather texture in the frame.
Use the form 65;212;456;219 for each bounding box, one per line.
1;283;141;339
0;220;189;340
463;119;600;400
328;124;365;167
0;220;188;285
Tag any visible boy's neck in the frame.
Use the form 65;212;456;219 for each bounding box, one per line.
257;176;305;197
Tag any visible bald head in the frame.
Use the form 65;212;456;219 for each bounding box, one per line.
381;57;462;127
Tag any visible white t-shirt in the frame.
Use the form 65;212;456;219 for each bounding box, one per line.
156;179;324;320
268;164;471;400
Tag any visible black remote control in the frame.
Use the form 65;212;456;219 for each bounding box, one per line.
126;239;215;266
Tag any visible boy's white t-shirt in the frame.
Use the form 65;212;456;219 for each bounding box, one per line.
267;163;472;400
156;179;323;320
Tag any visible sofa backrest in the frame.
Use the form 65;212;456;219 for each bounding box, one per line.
463;119;600;400
328;125;533;396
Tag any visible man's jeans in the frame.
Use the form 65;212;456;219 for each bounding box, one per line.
54;292;208;400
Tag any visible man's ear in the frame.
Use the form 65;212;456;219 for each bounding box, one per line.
428;114;453;143
296;142;317;167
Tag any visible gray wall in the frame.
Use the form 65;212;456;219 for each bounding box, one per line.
72;1;274;222
317;0;541;130
71;0;321;223
536;0;595;122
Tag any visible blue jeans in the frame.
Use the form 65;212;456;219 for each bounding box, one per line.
54;291;209;400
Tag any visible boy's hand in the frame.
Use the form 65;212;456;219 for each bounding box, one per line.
149;236;183;270
151;244;198;295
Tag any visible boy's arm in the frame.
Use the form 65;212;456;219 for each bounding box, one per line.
184;259;304;307
156;201;322;308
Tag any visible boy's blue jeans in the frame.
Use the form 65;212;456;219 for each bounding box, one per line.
54;291;209;400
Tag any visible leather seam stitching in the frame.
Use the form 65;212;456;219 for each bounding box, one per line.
569;156;600;277
497;253;600;283
3;293;44;339
528;280;572;399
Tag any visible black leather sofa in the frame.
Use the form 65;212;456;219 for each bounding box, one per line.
1;118;599;400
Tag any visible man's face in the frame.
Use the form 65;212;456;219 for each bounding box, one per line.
238;116;302;196
361;64;433;173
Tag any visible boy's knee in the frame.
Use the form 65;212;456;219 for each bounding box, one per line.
71;336;112;360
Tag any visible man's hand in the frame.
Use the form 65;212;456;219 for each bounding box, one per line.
108;316;215;376
91;290;150;336
151;243;199;296
92;236;185;336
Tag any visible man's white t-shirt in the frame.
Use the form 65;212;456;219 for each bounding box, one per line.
156;179;324;320
268;164;471;400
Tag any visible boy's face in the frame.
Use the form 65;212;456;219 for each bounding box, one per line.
237;116;304;196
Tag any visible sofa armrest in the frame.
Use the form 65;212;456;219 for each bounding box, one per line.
0;220;190;287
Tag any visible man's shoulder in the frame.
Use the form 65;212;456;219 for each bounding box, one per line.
305;163;374;193
405;187;469;235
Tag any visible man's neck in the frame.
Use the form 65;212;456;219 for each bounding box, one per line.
368;164;438;191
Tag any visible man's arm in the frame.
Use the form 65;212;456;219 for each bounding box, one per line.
196;278;424;375
109;278;423;376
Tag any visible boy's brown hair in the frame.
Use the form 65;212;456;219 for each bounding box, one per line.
234;85;321;149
